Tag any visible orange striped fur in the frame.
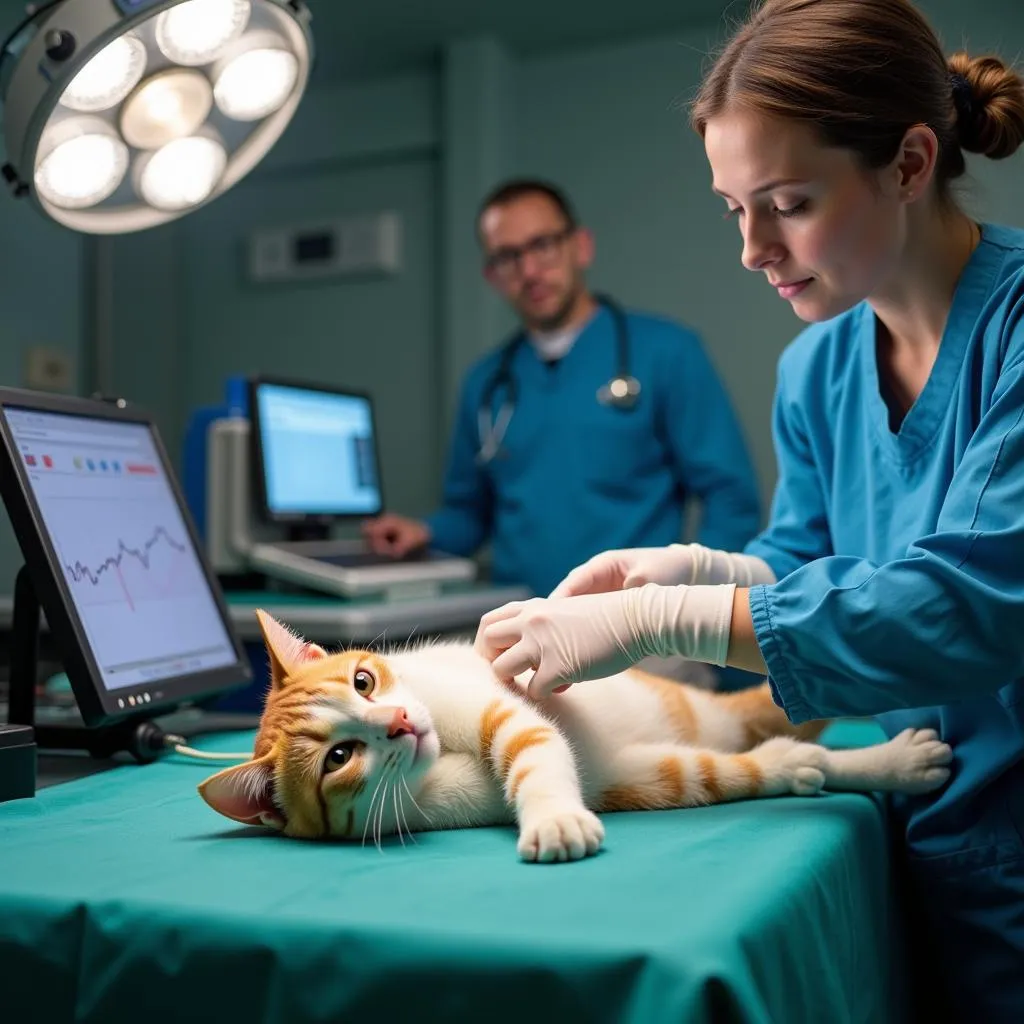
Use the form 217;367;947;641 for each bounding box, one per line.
198;611;953;862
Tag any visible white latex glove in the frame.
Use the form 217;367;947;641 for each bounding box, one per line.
475;583;737;700
549;543;777;598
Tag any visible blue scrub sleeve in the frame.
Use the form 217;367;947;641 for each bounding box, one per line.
423;372;494;557
753;356;1024;723
744;358;834;580
660;329;762;551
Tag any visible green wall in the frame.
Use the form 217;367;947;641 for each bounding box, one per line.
2;0;1023;592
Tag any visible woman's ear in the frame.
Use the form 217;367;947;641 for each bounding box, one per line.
894;123;939;203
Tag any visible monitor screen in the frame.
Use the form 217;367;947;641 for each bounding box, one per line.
251;380;383;519
0;394;249;722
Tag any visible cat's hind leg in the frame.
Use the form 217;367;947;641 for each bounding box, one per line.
595;729;953;813
816;728;952;794
596;736;830;813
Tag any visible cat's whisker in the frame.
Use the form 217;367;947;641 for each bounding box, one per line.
401;777;432;827
376;792;388;852
371;795;381;851
395;782;419;847
391;780;407;847
373;767;392;852
361;768;390;848
370;755;395;848
361;789;380;849
396;783;418;844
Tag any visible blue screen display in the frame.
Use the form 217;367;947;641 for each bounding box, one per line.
255;383;382;517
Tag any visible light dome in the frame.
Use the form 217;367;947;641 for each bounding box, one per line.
0;0;312;233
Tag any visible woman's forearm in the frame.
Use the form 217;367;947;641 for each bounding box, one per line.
726;587;768;675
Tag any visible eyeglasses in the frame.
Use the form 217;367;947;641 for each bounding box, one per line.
484;227;575;279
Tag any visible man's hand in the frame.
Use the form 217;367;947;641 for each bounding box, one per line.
362;514;431;557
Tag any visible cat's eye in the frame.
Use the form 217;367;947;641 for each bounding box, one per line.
324;741;360;773
353;668;376;697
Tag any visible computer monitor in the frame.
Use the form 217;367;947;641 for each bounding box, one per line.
0;388;252;727
249;376;385;527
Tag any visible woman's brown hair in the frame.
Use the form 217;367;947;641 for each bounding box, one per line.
691;0;1024;201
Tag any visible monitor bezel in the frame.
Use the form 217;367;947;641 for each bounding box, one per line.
248;374;386;525
0;387;253;727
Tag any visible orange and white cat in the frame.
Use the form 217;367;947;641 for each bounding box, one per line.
199;610;953;863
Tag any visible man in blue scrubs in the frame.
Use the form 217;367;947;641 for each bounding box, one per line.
474;3;1024;1018
363;180;761;599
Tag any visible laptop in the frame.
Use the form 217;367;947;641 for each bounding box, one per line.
244;376;475;598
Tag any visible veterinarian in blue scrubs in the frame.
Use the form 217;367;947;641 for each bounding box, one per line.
475;2;1024;1018
363;179;761;598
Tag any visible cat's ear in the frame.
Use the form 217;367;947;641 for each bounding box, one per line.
255;609;327;688
197;756;286;830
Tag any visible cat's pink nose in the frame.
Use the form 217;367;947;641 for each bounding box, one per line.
388;708;415;739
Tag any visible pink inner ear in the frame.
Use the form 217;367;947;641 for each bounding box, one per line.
199;762;282;827
297;642;327;663
256;610;327;672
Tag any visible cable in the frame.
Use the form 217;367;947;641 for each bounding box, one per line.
163;733;252;762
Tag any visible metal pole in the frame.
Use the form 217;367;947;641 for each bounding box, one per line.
90;235;115;396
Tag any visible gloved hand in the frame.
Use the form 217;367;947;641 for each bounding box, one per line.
549;545;698;597
475;583;737;700
549;543;777;598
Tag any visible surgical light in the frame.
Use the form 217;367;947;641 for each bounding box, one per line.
0;0;312;234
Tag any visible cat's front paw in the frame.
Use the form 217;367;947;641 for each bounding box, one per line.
884;728;953;794
518;801;604;863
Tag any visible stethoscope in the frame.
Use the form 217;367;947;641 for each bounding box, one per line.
476;294;641;465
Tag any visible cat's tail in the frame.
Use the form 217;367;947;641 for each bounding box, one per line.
714;682;828;745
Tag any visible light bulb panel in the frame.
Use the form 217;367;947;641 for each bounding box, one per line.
59;32;147;112
34;116;129;208
212;27;299;122
0;0;313;233
155;0;252;67
120;67;214;149
135;132;227;210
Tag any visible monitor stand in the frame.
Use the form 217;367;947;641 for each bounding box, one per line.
6;565;169;763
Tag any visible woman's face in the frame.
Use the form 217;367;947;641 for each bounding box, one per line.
704;108;907;322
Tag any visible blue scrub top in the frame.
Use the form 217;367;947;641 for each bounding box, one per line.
747;223;1024;866
426;305;761;597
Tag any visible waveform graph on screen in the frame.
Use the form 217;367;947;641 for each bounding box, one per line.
63;524;193;612
41;494;207;622
38;491;231;681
